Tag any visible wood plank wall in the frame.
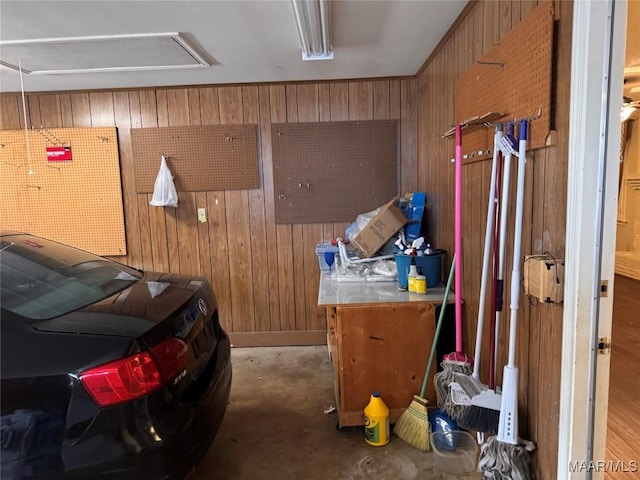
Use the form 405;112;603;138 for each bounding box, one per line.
416;1;571;478
0;79;418;346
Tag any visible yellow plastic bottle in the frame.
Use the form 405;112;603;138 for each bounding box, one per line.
364;391;390;446
408;265;418;293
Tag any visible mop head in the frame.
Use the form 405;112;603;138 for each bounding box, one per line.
434;354;473;422
393;395;431;451
477;435;536;480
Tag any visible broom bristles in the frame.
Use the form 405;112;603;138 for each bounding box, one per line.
393;395;431;451
458;405;500;434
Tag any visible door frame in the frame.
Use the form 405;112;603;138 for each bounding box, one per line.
558;0;627;478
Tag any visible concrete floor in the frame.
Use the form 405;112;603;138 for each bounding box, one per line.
193;345;479;480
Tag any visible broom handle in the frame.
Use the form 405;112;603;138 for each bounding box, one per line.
420;257;456;398
454;125;463;353
494;121;514;381
472;126;502;380
507;120;528;368
488;148;503;390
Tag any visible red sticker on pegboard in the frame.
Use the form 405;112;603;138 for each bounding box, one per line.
46;145;72;161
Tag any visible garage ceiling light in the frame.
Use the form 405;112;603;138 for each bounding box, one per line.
291;0;333;61
0;33;209;75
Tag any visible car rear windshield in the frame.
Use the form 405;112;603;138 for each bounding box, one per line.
1;236;143;320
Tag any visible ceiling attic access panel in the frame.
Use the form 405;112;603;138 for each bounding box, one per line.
271;120;398;224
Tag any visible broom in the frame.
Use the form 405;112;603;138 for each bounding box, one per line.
435;124;473;422
459;122;515;435
393;257;456;451
478;120;535;479
450;124;503;412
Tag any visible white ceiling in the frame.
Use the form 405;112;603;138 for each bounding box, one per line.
0;0;467;93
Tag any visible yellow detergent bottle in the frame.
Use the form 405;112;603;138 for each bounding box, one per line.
364;391;390;446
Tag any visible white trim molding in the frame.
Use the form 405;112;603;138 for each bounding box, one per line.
559;0;626;479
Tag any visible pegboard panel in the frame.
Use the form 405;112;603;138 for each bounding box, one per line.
0;127;126;256
455;3;555;161
272;120;398;224
130;124;259;192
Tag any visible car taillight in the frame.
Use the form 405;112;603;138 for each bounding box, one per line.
151;338;189;381
80;338;189;407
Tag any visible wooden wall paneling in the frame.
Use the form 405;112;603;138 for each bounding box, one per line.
329;83;349;121
0;95;21;129
328;82;350;236
155;90;179;274
167;89;201;278
260;86;281;331
296;84;319;122
222;188;254;332
243;85;271;334
270;85;290;331
219;86;253;333
195;191;214;281
28;95;42;129
206;191;232;332
348;81;373;121
294;83;326;332
127;92;148;269
113;91;143;268
483;0;499;56
142;91;170;274
199;88;220;126
276;224;295;331
401;79;418;193
473;2;485;63
499;0;513;40
292;222;307;330
285;85;307;331
373;80;390;120
521;0;539;19
389;80;401;120
60;94;74;128
318;84;331;122
88;92;115;127
69;93;91;127
38;95;62;127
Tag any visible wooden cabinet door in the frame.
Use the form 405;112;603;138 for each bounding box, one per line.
336;303;435;414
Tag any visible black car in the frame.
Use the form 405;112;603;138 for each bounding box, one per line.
0;232;232;479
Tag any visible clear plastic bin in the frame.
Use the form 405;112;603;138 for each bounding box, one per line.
430;430;479;474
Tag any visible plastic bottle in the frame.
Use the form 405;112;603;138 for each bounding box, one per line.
408;264;418;293
415;274;427;294
364;391;390;446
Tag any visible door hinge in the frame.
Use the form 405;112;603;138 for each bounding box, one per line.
598;337;610;355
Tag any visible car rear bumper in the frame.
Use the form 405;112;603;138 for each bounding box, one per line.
2;331;232;480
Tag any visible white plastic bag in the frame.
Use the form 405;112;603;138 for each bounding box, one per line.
149;155;178;207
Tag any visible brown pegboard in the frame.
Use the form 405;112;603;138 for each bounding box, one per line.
455;3;555;161
130;124;259;192
272;120;398;224
0;127;126;256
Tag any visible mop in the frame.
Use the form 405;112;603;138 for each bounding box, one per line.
451;125;503;417
393;258;456;451
460;122;516;435
434;124;473;421
478;120;535;479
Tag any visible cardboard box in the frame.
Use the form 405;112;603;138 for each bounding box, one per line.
349;198;408;258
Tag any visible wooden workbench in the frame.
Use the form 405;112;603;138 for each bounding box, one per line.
318;272;455;428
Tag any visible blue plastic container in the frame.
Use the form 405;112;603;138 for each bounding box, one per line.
394;254;411;290
414;250;445;288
